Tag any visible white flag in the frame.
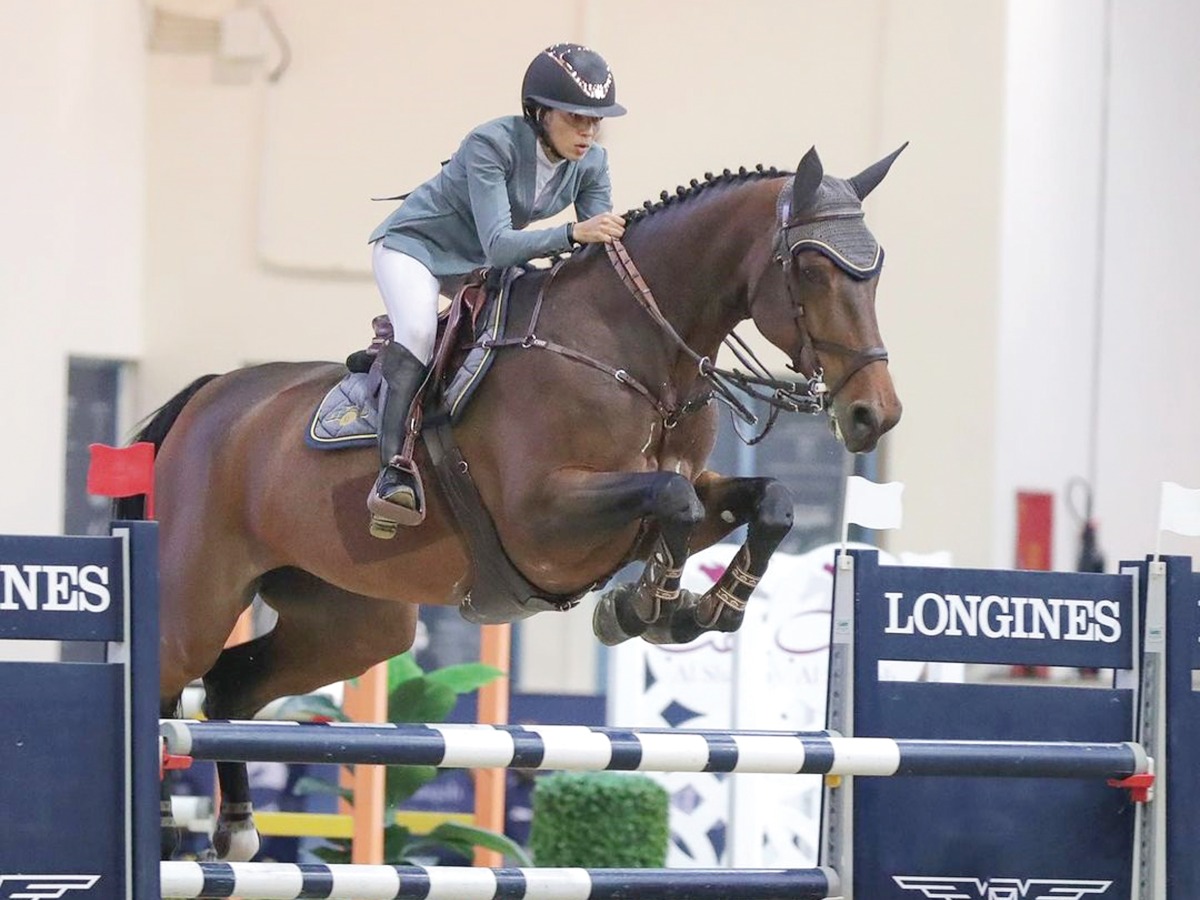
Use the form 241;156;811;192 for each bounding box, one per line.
1159;481;1200;537
843;475;904;530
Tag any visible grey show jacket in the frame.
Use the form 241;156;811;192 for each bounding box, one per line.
369;115;613;277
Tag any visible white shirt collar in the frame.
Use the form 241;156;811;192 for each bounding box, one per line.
534;139;567;205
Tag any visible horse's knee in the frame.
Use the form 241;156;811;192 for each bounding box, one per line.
757;480;795;535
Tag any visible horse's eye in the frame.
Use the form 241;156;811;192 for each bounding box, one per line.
799;267;822;284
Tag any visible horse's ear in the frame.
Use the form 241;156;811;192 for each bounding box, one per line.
849;141;909;200
792;146;824;212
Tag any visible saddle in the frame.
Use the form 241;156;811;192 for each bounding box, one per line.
308;266;585;624
306;267;513;450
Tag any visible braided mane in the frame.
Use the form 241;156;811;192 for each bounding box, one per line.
620;164;786;225
546;164;788;266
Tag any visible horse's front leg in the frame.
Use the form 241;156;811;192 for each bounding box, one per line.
639;472;794;645
532;470;704;646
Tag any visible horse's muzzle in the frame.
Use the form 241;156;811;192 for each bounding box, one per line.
836;395;902;453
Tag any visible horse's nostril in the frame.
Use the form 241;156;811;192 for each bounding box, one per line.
850;402;879;438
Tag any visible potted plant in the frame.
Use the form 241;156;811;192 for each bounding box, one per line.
296;652;531;865
529;771;669;867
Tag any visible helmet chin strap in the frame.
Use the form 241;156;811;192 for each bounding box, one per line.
525;106;564;162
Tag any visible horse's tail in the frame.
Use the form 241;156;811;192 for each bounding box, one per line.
113;374;221;520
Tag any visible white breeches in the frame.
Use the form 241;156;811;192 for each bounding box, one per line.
371;242;440;364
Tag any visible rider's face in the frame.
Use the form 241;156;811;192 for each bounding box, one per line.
542;109;601;162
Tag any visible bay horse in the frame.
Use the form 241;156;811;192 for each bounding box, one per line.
131;145;904;860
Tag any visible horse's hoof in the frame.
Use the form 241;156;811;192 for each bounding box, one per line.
209;822;261;862
640;590;707;645
641;619;705;645
592;583;647;646
593;593;630;646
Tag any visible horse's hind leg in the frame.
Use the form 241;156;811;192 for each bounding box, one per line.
200;569;420;861
642;474;794;645
196;644;265;862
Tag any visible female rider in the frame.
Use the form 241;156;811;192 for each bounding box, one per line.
366;42;627;537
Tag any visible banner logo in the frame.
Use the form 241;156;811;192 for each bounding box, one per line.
893;875;1112;899
0;564;111;613
0;876;101;900
883;591;1121;643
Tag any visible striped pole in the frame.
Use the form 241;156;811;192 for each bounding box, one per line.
160;862;838;899
161;721;1149;779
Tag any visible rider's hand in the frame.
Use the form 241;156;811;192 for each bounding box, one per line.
571;212;626;245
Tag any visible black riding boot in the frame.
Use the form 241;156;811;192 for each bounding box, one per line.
368;342;429;537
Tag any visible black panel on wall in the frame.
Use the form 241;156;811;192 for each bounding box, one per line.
62;357;125;663
63;357;124;538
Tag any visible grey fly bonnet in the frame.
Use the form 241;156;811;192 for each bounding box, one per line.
777;143;908;279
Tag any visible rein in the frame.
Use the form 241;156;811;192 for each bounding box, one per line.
475;195;886;444
473;261;711;427
604;240;825;442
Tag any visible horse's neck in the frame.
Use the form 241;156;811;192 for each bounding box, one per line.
618;187;775;357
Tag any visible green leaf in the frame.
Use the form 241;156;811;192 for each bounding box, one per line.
382;823;416;861
388;653;424;693
310;841;351;864
384;764;439;808
387;677;457;723
425;663;504;695
422;821;533;865
401;834;475;862
291;775;352;803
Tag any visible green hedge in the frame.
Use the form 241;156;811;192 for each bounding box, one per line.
528;772;669;867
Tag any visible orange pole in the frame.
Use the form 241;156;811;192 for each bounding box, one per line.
473;623;511;866
340;662;388;864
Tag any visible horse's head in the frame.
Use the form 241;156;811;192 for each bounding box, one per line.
749;146;905;453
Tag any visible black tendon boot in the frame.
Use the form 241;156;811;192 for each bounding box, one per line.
367;342;429;538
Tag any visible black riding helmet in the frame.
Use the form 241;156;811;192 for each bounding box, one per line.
521;43;627;122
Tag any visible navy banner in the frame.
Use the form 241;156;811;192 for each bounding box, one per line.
836;551;1139;899
0;524;160;899
0;534;126;642
852;550;1134;669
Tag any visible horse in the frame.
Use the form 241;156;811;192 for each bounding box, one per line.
129;145;905;860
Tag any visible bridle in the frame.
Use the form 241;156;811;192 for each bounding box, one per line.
595;184;890;443
604;239;824;442
773;192;891;402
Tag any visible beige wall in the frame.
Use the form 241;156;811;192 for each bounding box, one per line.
19;2;1199;687
0;0;144;536
147;3;1009;694
0;0;144;660
871;1;1006;563
2;0;1009;685
140;0;1007;575
999;0;1200;568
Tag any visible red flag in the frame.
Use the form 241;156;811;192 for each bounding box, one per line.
88;442;156;518
1015;490;1053;570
